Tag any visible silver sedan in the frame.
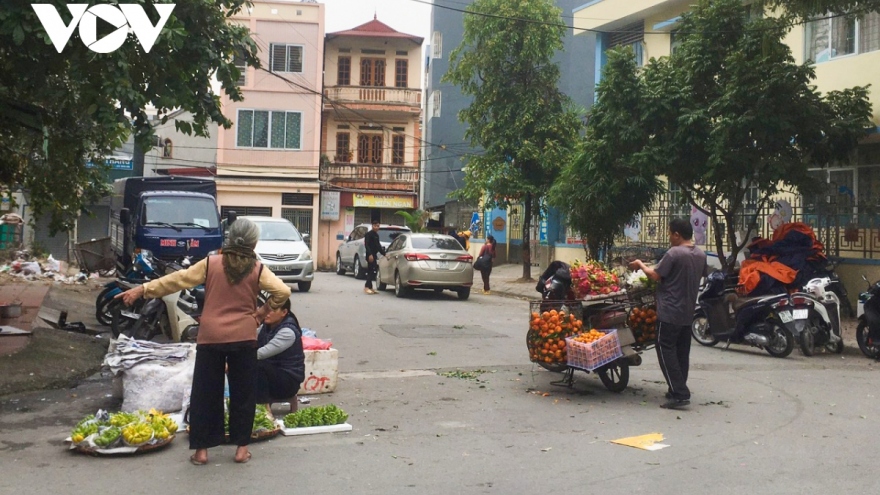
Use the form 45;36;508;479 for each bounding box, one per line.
376;233;475;300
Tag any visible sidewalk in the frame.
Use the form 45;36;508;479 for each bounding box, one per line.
480;263;541;300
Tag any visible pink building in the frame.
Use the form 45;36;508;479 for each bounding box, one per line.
316;17;424;270
147;0;325;246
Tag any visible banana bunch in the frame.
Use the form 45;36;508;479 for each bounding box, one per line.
151;422;171;440
253;409;276;432
122;422;153;446
93;427;122;448
150;416;178;440
70;422;99;444
109;412;139;427
157;416;178;434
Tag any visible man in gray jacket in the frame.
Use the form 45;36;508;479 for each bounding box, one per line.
630;218;707;410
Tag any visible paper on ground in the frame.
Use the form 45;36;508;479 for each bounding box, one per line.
610;433;669;451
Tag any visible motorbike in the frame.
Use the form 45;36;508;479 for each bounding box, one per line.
856;275;880;359
111;257;202;342
95;252;161;326
692;271;801;358
796;278;844;356
536;261;574;302
812;260;852;317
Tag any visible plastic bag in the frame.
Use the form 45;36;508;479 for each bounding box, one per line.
301;327;317;338
19;261;41;276
302;336;332;350
46;255;60;273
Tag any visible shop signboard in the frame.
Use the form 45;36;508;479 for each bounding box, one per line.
320;191;340;221
352;194;413;209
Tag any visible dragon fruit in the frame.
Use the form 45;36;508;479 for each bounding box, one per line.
570;259;624;299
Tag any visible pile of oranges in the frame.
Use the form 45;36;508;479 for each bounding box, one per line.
628;305;658;344
527;309;584;365
571;329;606;344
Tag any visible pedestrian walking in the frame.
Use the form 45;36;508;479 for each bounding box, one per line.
458;230;472;251
117;218;291;464
448;227;465;248
629;217;706;410
476;235;497;294
364;220;385;294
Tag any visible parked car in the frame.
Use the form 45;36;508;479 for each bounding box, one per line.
336;223;411;279
230;216;314;292
376;233;474;300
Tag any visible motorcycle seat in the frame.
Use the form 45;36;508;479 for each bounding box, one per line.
731;296;766;311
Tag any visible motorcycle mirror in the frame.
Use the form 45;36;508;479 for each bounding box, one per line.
863;275;870;283
227;210;237;225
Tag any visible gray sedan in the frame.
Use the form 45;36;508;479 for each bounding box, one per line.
376;233;475;300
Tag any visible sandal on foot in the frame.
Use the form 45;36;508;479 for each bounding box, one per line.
234;452;252;464
190;454;207;466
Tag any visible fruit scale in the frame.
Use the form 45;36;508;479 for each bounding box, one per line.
527;294;650;393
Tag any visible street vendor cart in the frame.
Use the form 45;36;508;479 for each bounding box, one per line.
527;288;658;393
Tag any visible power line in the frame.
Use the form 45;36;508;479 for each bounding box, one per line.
414;0;852;35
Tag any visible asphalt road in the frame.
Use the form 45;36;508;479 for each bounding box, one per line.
1;271;878;494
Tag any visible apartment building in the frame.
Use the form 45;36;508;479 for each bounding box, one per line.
315;17;424;269
573;0;880;290
147;0;325;246
426;0;597;265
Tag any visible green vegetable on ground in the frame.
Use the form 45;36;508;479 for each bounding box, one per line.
283;404;349;428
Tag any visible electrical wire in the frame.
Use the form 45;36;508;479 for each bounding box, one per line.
413;0;854;35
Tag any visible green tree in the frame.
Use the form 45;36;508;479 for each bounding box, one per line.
643;0;872;272
0;0;259;232
550;47;663;261
442;0;582;280
763;0;880;17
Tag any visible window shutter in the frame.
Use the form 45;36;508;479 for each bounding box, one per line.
432;90;441;118
233;52;247;86
608;21;644;48
271;44;287;72
281;193;314;206
432;31;442;59
288;46;303;73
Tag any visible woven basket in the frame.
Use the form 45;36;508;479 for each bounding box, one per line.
73;435;175;456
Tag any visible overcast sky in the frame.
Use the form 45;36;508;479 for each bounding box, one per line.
320;0;432;45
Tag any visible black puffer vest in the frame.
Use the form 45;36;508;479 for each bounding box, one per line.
257;313;305;383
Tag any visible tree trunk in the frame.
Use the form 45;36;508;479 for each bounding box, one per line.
710;203;729;274
522;193;533;280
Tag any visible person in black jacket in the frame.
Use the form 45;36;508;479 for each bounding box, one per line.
364;220;386;294
256;299;305;419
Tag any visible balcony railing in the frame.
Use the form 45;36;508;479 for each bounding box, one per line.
321;162;419;191
324;86;421;107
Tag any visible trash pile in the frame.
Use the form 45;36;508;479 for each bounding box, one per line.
0;250;110;284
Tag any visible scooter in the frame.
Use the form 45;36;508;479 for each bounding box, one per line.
536;261;574;302
813;260;852;317
796;278;844;356
692;271;801;358
95;252;160;326
128;257;204;342
110;257;200;342
856;275;880;359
